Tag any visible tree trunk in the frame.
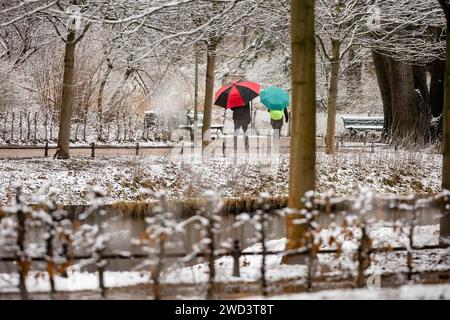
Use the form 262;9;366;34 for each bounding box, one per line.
438;0;450;243
430;59;445;117
442;19;450;190
373;52;430;145
325;40;341;154
97;58;113;141
372;51;392;140
387;60;430;145
284;0;316;264
194;49;200;146
202;41;218;147
56;23;76;159
413;65;432;144
388;59;416;144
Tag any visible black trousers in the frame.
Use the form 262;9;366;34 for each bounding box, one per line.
233;121;249;151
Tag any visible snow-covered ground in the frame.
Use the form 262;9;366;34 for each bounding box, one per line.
0;271;150;293
161;225;446;285
0;150;441;205
243;283;450;300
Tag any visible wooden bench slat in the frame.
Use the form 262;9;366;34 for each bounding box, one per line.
341;116;384;133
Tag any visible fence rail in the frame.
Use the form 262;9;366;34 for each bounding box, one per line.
0;139;392;159
1;243;448;262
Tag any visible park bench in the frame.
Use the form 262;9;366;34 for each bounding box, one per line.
341;116;384;138
181;113;224;140
177;123;224;141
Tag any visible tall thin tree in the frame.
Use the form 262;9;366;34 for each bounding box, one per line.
55;0;90;159
284;0;316;263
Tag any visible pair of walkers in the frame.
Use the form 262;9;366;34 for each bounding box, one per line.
213;80;290;152
232;103;289;151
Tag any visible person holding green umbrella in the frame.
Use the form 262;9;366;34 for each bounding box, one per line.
260;86;290;137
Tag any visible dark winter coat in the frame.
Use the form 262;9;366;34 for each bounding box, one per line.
232;103;251;125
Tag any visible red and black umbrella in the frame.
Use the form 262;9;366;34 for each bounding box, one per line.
214;80;260;109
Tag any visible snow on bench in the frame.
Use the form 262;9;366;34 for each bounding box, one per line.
341;116;384;134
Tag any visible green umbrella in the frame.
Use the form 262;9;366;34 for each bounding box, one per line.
260;86;290;111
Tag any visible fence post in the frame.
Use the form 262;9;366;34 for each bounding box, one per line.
407;198;417;281
46;202;57;295
44;141;49;157
129;116;133;142
83;117;87;142
50;116;53;141
11;112;15;141
123;114;127;141
75;123;79;141
135;142;140;156
231;239;241;277
27;112;31;140
356;224;371;288
116;116;121;142
15;187;29;300
3;112;7;140
371;142;374;153
34;112;38;142
206;215;216;299
44;114;48;141
222;138;226;156
19;112;23;141
257;197;269;296
91;142;96;158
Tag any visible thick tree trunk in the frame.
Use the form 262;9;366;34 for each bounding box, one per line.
202;41;218;147
325;40;341;154
284;0;316;263
443;23;450;190
388;59;418;144
430;59;445;117
56;25;76;159
412;65;432;144
372;51;393;140
389;58;430;146
373;52;430;145
193;50;199;146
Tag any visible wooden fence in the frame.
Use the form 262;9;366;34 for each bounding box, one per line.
0;111;172;144
0;189;449;299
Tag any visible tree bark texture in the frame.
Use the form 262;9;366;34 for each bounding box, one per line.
202;41;218;147
372;52;431;145
56;25;76;159
442;12;450;190
284;0;316;263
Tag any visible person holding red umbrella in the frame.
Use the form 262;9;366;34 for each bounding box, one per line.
214;80;260;152
231;103;251;151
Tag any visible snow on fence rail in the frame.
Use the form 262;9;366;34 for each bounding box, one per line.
0;188;449;299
